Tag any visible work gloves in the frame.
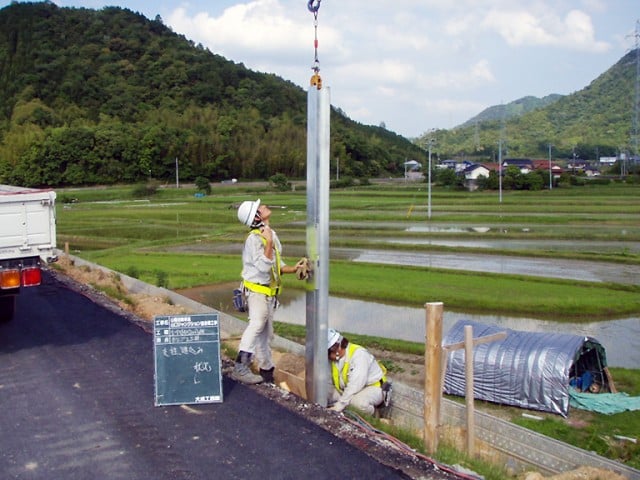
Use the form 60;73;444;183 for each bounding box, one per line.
295;257;312;280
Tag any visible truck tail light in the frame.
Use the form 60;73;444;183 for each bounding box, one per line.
21;267;42;287
0;269;21;289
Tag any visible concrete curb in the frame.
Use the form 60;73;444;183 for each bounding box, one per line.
57;252;639;479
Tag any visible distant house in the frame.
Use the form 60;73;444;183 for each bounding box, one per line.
583;164;600;177
599;156;617;166
455;160;474;173
502;158;533;173
439;159;458;169
531;159;563;178
463;164;490;191
403;159;423;181
482;162;500;173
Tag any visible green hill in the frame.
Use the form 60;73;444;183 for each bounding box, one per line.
0;2;426;187
458;94;563;128
420;50;639;161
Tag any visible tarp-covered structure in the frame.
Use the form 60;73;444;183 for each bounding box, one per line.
443;320;609;417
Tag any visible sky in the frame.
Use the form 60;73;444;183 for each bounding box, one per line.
4;1;640;139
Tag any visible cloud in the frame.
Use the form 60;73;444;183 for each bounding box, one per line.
156;0;624;137
417;60;496;90
168;2;304;52
481;8;610;52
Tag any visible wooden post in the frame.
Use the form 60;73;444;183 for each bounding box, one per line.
64;241;69;255
423;302;443;454
443;329;507;458
464;325;475;456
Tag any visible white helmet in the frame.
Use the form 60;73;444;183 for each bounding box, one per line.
237;199;260;227
327;328;342;350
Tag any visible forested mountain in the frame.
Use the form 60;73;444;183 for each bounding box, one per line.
421;49;639;161
457;94;563;129
0;2;426;187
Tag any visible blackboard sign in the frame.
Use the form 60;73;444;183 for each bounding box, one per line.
154;313;223;406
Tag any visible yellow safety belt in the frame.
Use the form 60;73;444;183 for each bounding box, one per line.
243;229;282;297
331;343;387;393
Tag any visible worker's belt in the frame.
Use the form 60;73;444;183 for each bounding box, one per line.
243;280;281;297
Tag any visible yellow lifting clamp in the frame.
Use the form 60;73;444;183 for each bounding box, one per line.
310;72;322;90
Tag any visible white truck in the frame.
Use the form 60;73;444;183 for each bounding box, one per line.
0;185;57;322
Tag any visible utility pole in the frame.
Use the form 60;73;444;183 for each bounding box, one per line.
498;102;505;203
426;136;435;220
498;139;503;203
548;144;553;190
175;157;179;188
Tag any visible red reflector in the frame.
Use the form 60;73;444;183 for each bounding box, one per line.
22;267;42;287
0;269;21;289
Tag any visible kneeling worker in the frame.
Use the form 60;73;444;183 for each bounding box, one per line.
327;328;386;415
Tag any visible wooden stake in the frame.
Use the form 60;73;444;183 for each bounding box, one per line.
423;302;443;454
464;325;475;456
442;329;507;458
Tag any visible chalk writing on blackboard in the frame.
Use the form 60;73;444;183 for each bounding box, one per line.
153;314;223;406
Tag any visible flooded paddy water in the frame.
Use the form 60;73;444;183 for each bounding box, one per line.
174;225;640;370
178;282;640;370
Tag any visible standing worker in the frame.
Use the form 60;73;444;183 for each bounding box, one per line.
327;328;388;415
233;199;310;384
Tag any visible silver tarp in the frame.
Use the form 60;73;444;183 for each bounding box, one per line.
443;320;607;417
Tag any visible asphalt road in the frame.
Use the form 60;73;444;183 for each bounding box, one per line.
0;272;427;480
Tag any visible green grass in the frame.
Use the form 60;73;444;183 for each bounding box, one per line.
76;250;640;320
511;367;640;469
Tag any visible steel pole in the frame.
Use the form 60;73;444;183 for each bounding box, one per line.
305;86;330;405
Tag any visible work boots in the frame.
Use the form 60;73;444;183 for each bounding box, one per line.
231;351;263;384
260;367;275;384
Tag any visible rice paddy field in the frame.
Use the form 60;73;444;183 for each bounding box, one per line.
56;181;640;319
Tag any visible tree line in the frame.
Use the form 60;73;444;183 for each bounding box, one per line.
0;3;426;187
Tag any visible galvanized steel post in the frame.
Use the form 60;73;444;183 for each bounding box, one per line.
305;86;330;405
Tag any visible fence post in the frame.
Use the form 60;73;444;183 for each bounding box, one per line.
423;302;443;454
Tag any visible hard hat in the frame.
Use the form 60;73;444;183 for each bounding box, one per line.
327;328;342;350
237;199;260;227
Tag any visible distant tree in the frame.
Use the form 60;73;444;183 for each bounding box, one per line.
269;173;290;192
194;176;211;194
435;168;457;187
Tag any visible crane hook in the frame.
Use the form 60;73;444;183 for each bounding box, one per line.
307;0;321;13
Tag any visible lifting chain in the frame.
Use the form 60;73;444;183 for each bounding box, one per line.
308;0;322;90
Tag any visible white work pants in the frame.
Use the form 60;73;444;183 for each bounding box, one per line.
238;290;276;370
329;385;384;415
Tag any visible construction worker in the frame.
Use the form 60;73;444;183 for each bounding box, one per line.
233;199;310;384
327;328;386;415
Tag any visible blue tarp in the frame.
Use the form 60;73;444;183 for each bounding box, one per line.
443;320;608;417
569;388;640;415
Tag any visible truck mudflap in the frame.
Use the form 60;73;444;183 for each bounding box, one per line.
0;257;43;322
0;295;16;323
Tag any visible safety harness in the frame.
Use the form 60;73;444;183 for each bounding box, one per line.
242;229;282;297
331;343;387;394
